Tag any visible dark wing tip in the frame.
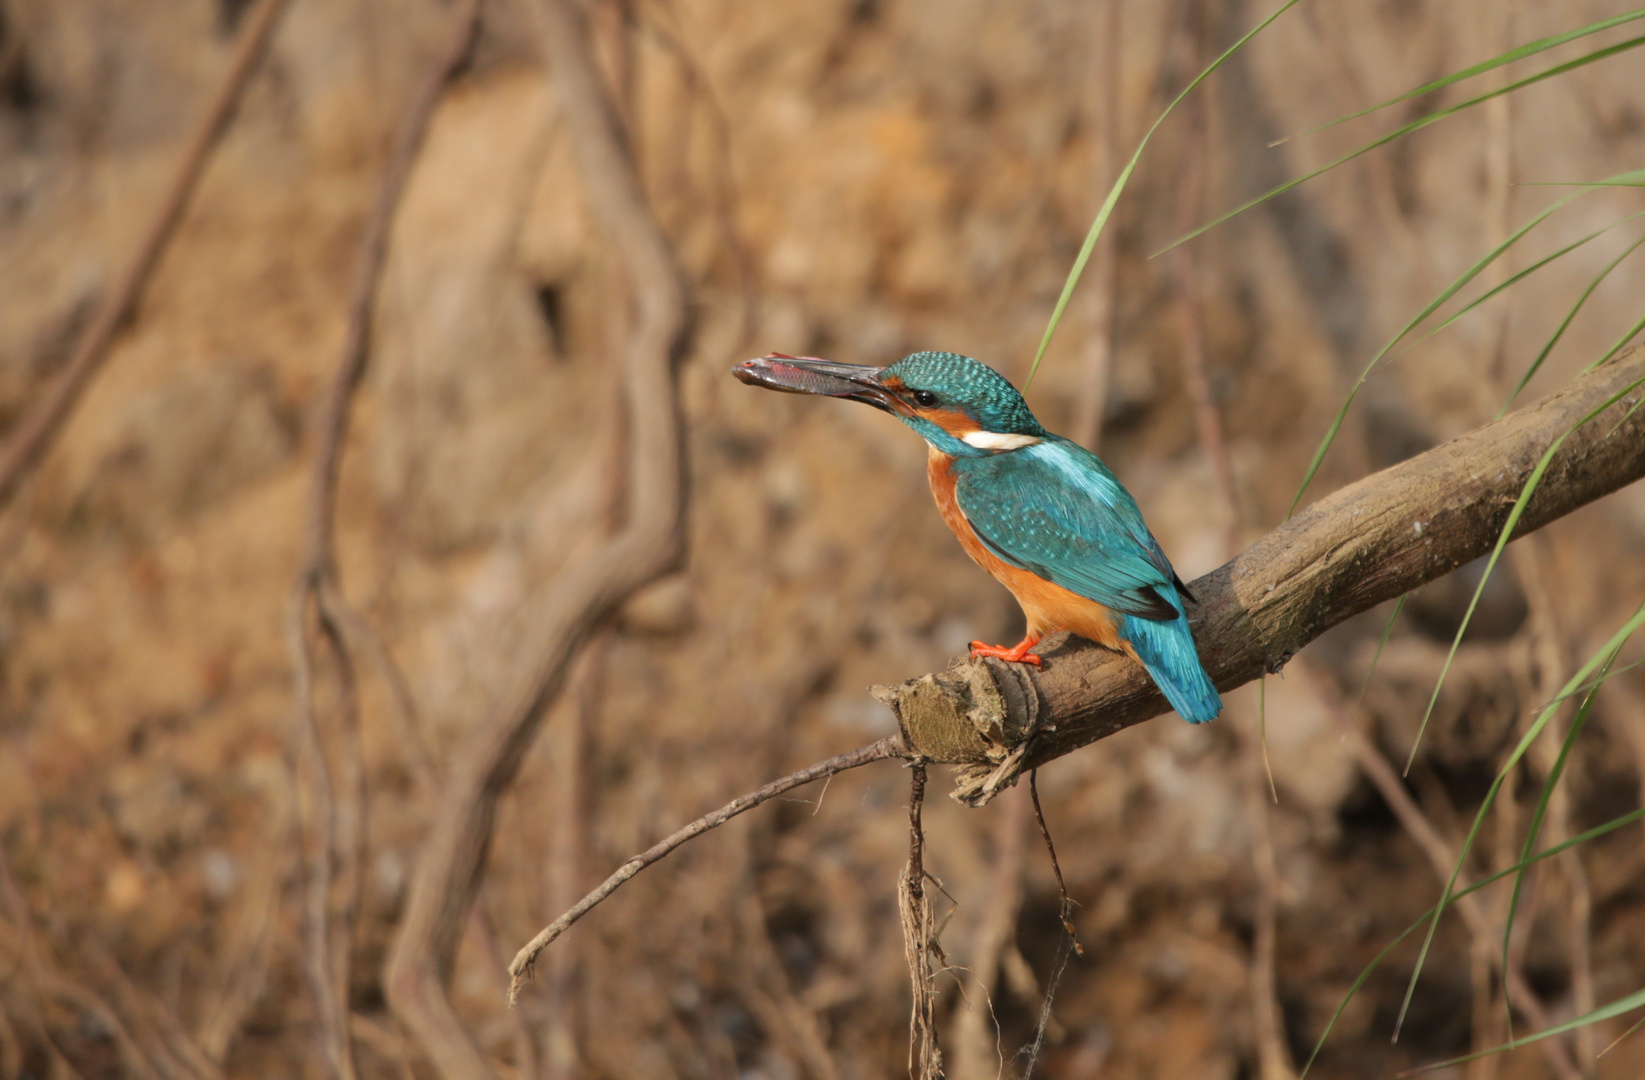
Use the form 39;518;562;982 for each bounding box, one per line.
1173;571;1198;605
1129;584;1180;622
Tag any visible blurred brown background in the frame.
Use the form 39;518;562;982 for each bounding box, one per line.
2;0;1645;1076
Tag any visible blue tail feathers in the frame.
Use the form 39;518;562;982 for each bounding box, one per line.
1120;610;1222;724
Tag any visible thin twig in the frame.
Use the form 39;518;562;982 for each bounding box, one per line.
0;9;24;98
285;3;484;1076
725;646;896;1080
1468;934;1498;1080
1243;731;1295;1080
509;737;904;1000
325;586;439;791
0;1003;19;1080
0;0;293;513
1021;771;1080;1080
1466;9;1591;1047
286;601;353;1080
1470;46;1594;1057
1173;152;1239;556
350;1014;418;1080
541;639;603;1079
1027;772;1079;952
1598;1013;1645;1059
1481;0;1514;388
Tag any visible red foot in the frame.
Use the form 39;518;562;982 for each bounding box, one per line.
969;635;1043;666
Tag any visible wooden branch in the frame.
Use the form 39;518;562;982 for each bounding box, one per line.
874;347;1645;804
383;0;694;1075
0;0;292;512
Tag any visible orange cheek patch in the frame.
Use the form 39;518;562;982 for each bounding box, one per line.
924;407;982;438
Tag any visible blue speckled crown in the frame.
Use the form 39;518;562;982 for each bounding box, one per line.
881;351;1045;436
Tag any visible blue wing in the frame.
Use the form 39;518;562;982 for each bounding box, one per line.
953;437;1221;723
951;437;1183;620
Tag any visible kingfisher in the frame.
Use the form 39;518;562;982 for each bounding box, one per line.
733;349;1221;724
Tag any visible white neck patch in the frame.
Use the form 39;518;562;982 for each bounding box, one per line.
961;430;1040;451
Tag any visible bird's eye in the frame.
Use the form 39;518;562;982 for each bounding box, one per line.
912;390;938;408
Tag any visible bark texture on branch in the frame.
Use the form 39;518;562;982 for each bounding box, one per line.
876;348;1645;805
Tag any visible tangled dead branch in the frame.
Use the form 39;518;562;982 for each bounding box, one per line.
383;0;694;1074
286;1;484;1075
899;763;944;1080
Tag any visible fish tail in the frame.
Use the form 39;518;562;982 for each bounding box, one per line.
1121;612;1222;724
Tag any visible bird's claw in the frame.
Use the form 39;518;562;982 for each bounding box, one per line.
968;639;1043;666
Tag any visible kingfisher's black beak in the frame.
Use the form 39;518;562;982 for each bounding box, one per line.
732;354;899;414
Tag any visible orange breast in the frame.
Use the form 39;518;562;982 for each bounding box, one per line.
927;448;1127;653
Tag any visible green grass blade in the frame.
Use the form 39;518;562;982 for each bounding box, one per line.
1413;215;1643;351
1162;38;1645;256
1529;657;1645;715
1409;987;1645;1073
1023;0;1305;389
1353;594;1406;712
1500;231;1645;416
1299;805;1645;1077
1394;591;1645;1039
1284;181;1614;518
1277;9;1645;143
1498;645;1617;1037
1588;307;1645;372
1302;917;1423;1076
